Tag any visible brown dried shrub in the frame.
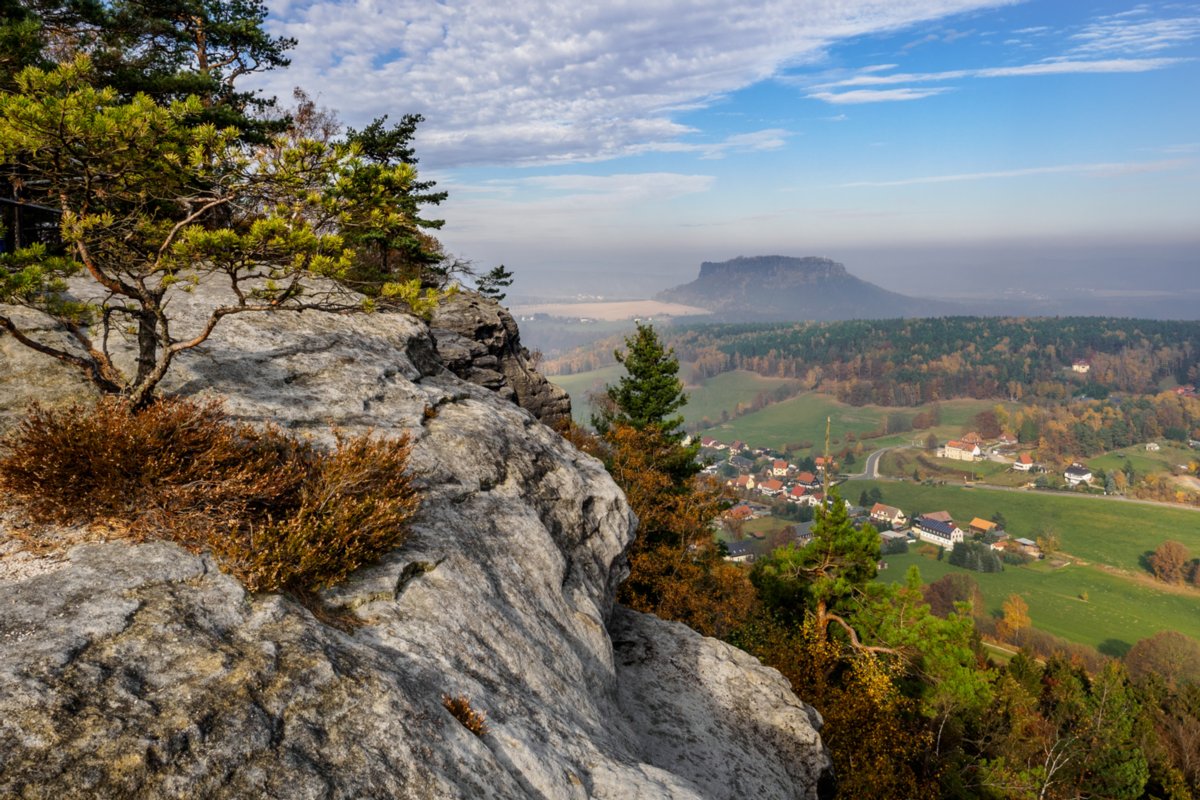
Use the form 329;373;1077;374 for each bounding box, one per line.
0;397;418;594
441;694;489;736
212;432;419;592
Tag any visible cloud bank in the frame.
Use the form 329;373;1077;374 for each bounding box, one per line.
252;0;1015;166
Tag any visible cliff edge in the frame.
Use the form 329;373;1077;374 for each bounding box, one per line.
0;285;832;799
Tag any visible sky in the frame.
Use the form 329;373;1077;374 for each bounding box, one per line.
252;1;1200;300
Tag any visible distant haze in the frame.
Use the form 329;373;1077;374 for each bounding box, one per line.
501;238;1200;319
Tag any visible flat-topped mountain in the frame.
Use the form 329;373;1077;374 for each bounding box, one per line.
656;255;955;321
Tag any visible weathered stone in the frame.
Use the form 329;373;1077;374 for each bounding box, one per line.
0;280;830;798
431;292;572;428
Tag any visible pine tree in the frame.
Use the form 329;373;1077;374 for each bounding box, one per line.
595;322;688;437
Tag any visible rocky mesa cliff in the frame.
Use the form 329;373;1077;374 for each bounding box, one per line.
0;285;832;799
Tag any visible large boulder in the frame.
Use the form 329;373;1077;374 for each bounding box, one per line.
430;292;572;429
0;283;832;798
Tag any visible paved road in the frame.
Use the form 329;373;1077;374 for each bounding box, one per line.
842;447;889;480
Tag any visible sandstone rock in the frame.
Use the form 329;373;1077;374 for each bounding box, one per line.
431;292;572;428
0;281;831;798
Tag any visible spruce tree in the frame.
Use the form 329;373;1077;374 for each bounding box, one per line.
596;322;688;437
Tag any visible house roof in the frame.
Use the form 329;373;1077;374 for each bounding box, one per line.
870;502;904;518
725;540;755;557
728;504;753;519
1018;453;1034;464
1015;537;1038;547
796;471;817;484
773;459;788;469
760;479;784;491
923;510;954;523
917;517;958;536
789;486;807;498
1065;463;1092;477
970;518;997;531
734;475;751;487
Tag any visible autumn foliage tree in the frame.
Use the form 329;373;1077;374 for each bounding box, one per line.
1148;540;1191;584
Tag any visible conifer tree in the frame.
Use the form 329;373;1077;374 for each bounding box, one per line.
595;322;688;437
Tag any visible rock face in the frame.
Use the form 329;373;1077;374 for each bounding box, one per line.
656;254;956;322
431;292;572;429
0;284;832;798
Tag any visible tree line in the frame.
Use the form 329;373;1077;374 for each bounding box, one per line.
667;316;1200;406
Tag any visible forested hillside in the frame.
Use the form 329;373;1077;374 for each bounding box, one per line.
665;316;1200;404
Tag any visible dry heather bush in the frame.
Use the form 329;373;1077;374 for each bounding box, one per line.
214;432;419;592
442;694;489;736
0;398;418;594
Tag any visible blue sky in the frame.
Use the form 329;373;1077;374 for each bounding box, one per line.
254;1;1200;298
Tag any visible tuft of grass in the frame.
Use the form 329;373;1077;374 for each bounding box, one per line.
442;694;489;736
0;397;419;596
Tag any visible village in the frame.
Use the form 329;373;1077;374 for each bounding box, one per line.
696;432;1076;567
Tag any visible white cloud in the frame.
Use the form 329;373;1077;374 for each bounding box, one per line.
812;56;1187;94
839;159;1192;187
1069;8;1200;56
249;0;1017;166
809;87;951;103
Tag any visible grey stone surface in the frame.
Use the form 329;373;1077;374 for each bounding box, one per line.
0;281;830;798
431;292;572;428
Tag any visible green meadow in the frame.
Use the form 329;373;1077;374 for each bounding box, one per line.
878;550;1200;653
843;479;1200;570
846;479;1200;651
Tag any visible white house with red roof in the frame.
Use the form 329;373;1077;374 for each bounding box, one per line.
758;478;785;497
941;440;981;461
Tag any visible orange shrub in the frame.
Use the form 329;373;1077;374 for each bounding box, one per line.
0;397;419;594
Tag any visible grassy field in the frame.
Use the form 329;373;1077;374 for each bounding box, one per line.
879;448;1033;487
552;365;801;428
878;550;1200;652
680;371;801;428
1091;444;1198;477
844;479;1200;571
699;393;884;450
699;395;1012;453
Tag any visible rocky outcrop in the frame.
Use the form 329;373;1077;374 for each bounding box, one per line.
0;283;832;798
431;292;572;429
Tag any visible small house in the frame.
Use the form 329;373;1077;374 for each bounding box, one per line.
795;470;821;489
758;478;785;497
724;540;756;563
914;515;965;550
1064;463;1092;486
969;518;998;536
1013;452;1035;472
941;440;981;462
1013;537;1041;557
869;503;908;530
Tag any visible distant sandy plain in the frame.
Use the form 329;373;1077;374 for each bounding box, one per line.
510;300;711;321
